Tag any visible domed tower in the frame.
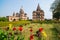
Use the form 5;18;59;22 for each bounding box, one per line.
16;12;19;17
19;7;24;19
19;7;28;20
32;4;44;21
20;8;24;14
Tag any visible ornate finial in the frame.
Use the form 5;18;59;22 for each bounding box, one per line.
21;6;23;9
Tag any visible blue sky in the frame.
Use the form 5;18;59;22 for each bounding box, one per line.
0;0;55;19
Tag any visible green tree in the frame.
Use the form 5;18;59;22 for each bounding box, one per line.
0;17;8;21
53;12;60;20
50;0;60;11
50;0;60;20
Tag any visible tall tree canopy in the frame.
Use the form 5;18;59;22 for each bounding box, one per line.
50;0;60;12
50;0;60;20
53;12;60;20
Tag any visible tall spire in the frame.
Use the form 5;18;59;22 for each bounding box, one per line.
36;3;41;11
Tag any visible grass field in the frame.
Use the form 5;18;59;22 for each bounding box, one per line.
0;21;60;40
22;23;60;40
0;20;30;27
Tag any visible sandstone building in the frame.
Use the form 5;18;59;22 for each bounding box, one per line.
7;4;44;21
32;4;44;21
7;8;28;21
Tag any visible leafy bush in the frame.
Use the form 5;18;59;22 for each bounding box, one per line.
0;17;8;22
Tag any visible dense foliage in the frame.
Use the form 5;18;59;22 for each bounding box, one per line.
50;0;60;12
53;12;60;20
0;17;8;22
50;0;60;20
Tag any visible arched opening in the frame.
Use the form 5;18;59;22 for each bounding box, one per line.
13;19;16;21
